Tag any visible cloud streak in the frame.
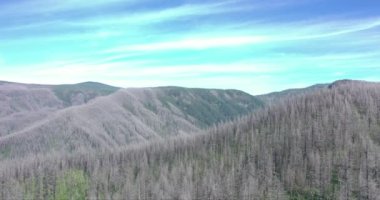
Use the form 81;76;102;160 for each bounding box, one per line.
0;0;137;17
282;17;380;40
107;36;268;52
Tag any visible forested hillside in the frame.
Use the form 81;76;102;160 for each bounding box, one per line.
0;80;379;199
0;86;262;160
0;81;119;137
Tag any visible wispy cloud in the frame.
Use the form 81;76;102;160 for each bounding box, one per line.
107;36;268;52
25;59;278;78
90;16;380;59
282;17;380;40
61;0;292;28
1;0;247;28
0;0;137;17
0;1;254;42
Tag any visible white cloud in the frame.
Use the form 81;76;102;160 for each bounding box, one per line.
68;0;263;27
304;52;380;61
276;17;380;41
107;36;268;52
1;0;246;28
33;60;277;78
101;17;380;53
67;0;304;28
0;0;138;17
0;1;256;43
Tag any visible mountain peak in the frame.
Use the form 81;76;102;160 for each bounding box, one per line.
52;82;119;106
328;79;366;89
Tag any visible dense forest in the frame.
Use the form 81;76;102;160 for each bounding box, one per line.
0;80;379;199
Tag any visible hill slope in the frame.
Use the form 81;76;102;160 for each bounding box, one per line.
0;81;120;137
0;80;379;199
0;87;263;160
0;82;64;136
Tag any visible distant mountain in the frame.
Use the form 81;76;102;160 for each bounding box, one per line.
257;79;378;104
145;86;263;127
1;80;379;199
327;79;374;89
257;83;328;103
52;82;119;106
0;86;263;159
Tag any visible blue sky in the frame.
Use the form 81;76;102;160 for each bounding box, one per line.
0;0;379;94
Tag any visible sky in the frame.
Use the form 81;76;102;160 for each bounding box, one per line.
0;0;380;94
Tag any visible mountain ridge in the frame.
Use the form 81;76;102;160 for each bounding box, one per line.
0;85;263;160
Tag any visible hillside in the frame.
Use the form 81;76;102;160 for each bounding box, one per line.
0;86;263;160
0;80;379;199
0;81;120;137
134;86;263;127
0;82;63;137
